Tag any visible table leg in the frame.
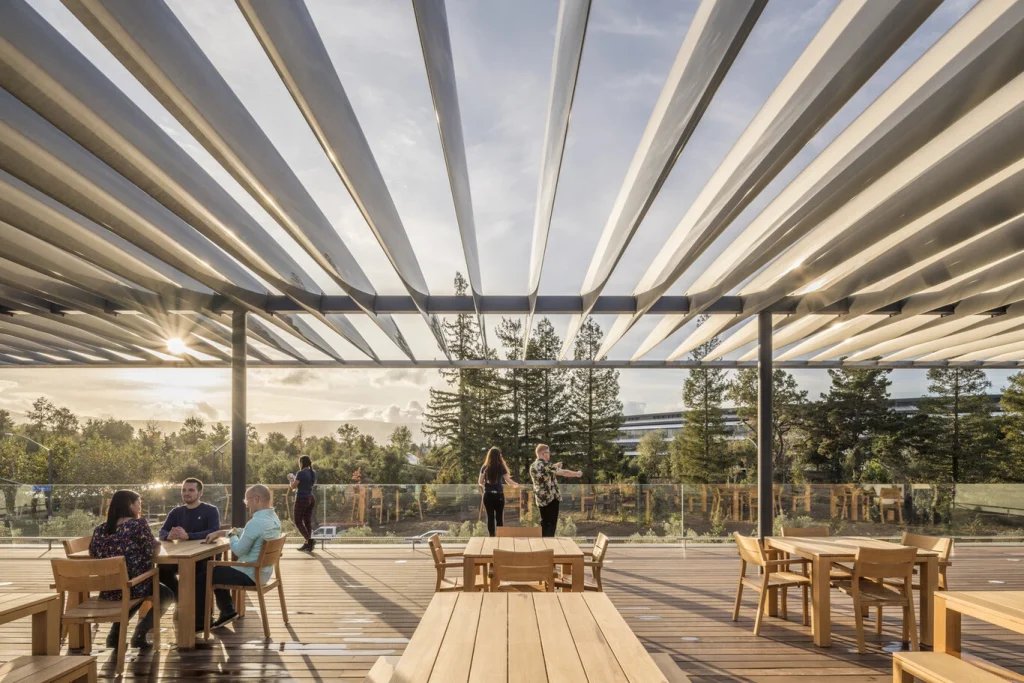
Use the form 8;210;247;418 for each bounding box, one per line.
811;557;831;647
932;593;960;655
463;557;478;592
571;558;584;592
178;558;196;649
32;599;60;655
919;556;938;648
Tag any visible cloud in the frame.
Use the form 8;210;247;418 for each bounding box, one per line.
278;370;320;387
140;400;221;422
623;401;647;415
337;400;424;423
0;380;18;392
369;369;432;388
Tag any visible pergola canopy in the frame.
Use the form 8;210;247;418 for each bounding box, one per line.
1;0;1023;370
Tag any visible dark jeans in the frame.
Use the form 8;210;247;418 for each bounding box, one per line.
539;499;560;537
483;490;505;537
106;582;174;640
293;496;316;541
195;566;255;622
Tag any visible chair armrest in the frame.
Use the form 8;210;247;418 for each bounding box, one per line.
208;560;260;569
443;551;463;557
443;561;465;569
765;558;808;569
127;568;158;587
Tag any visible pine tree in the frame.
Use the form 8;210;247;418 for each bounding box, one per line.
524;318;572;459
495;318;529;481
728;368;807;483
568;317;624;482
634;429;669;482
999;372;1024;482
923;368;994;483
669;316;732;483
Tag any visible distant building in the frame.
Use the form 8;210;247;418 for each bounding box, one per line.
616;394;1003;456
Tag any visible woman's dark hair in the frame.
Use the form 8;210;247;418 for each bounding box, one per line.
482;447;506;485
299;455;313;470
104;489;141;535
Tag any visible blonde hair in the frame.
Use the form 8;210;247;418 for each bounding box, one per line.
535;443;550;457
247;484;272;504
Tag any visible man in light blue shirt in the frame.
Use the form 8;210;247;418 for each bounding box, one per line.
197;484;281;629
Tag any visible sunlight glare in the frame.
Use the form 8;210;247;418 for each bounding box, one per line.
166;338;188;355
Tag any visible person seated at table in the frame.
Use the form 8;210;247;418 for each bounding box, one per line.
196;484;281;630
157;478;221;598
89;489;175;649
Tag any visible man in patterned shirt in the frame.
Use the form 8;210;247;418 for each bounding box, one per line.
529;443;582;537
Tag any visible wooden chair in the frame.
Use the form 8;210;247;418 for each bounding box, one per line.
62;536;91;556
780;526;852;582
878;487;904;524
555;532;608;591
203;535;288;640
495;526;542;538
55;536;93;646
51;557;160;675
834;545;918;654
731;532;810;635
0;655;97;683
427;534;484;592
896;531;953;590
491;549;555;592
369;489;384;525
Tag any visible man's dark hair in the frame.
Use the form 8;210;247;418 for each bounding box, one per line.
182;477;203;492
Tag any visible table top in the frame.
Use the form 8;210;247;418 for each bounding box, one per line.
69;537;230;563
938;591;1024;635
0;592;59;619
462;536;583;559
765;536;940;559
390;592;668;683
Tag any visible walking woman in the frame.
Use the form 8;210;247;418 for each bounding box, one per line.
290;455;317;552
478;447;517;537
89;490;175;647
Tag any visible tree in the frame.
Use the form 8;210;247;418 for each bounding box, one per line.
0;409;14;434
568;317;624;482
180;416;206;446
669;317;733;483
999;372;1024;482
728;368;807;483
922;368;995;483
633;429;669;482
525;318;571;460
495;318;530;481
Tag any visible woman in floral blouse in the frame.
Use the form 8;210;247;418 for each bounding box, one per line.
89;489;175;649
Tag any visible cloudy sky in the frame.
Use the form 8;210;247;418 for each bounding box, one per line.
3;0;1007;428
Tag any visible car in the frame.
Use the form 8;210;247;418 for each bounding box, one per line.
407;530;450;546
311;525;339;541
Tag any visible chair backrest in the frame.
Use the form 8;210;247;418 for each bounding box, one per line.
492;549;554;588
879;486;901;502
781;527;830;538
853;546;917;581
496;526;542;538
732;532;766;567
592;532;610;565
51;557;129;596
901;531;953;562
257;535;287;568
427;534;446;567
62;535;92;556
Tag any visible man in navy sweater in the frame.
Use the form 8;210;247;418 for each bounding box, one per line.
158;478;221;614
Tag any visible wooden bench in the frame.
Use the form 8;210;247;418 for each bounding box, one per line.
651;653;692;683
892;652;1006;683
363;655;399;683
0;656;97;683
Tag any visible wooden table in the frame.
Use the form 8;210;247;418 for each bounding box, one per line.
390;591;671;682
0;593;61;655
934;591;1024;656
71;538;230;649
462;536;585;592
765;536;939;648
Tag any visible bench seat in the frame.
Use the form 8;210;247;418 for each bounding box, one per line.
892;652;1007;683
0;656;96;683
363;655;399;683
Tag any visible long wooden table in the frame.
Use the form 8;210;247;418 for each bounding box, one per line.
0;592;61;655
390;592;670;682
461;536;585;592
70;538;230;649
935;591;1024;655
765;536;940;648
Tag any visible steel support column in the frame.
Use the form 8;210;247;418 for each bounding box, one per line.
757;310;773;539
231;310;247;528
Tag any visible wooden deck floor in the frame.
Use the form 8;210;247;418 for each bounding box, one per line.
1;543;1022;681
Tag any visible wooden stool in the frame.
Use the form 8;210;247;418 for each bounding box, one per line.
0;655;97;683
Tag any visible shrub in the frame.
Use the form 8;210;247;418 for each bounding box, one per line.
40;510;104;538
555;515;577;539
626;529;660;544
342;525;374;538
772;512;817;536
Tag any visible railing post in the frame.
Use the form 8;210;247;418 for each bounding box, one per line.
231;310;247;528
757;311;773;540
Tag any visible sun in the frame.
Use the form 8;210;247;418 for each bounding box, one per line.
166;338;188;355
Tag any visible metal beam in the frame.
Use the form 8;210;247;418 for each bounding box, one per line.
757;311;772;540
231;309;247;528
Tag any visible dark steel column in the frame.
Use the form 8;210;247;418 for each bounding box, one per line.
231;310;247;528
757;311;773;540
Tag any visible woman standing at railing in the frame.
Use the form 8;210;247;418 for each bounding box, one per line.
478;447;517;537
289;455;317;552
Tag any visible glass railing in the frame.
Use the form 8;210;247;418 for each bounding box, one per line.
0;482;1021;542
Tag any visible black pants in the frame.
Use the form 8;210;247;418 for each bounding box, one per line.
539;499;559;537
195;566;256;623
483;490;505;537
106;582;175;640
293;496;316;541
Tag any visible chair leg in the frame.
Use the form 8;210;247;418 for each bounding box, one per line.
905;604;918;651
152;587;160;651
753;587;768;636
876;606;883;635
115;616;129;675
780;587;788;620
732;580;744;622
203;574;213;640
853;598;866;655
801;585;808;627
256;586;271;639
277;578;288;625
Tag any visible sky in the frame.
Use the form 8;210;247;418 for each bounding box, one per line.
2;0;1002;428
